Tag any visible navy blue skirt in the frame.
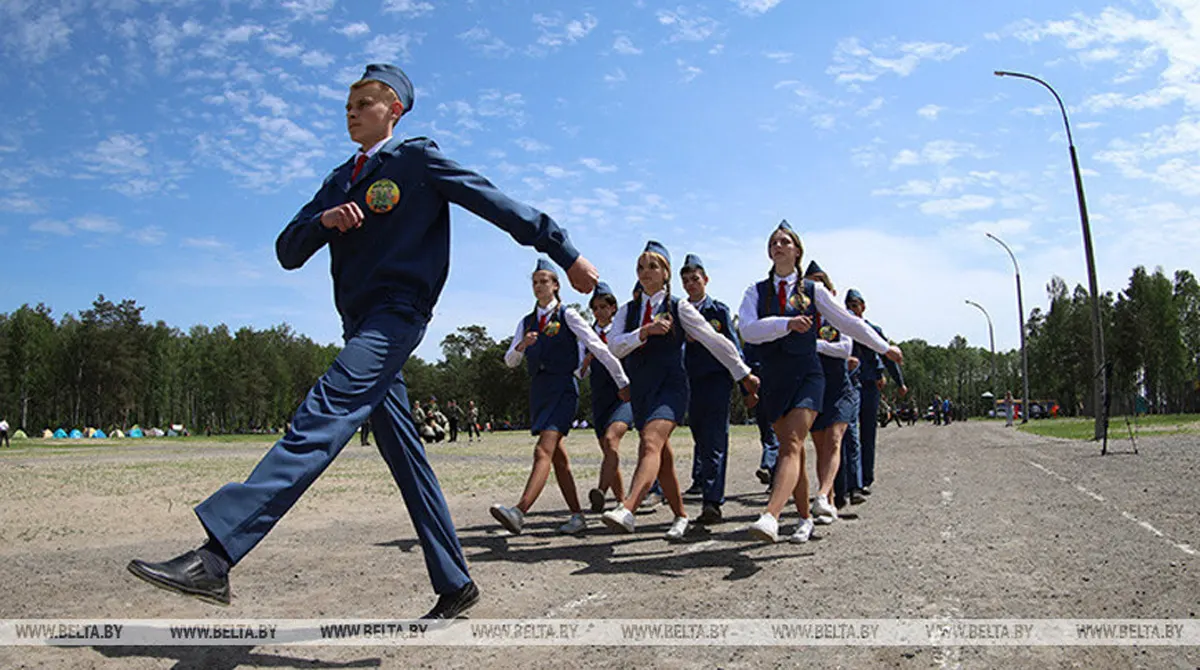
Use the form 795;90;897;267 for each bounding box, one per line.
630;367;689;429
592;398;634;438
758;354;825;425
812;355;855;431
529;373;578;436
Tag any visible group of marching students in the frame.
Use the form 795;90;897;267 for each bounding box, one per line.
490;220;905;545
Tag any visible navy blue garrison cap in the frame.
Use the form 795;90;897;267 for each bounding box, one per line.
804;260;825;277
682;253;704;271
534;258;557;275
593;281;615;299
776;219;795;234
361;63;414;113
845;288;865;305
643;240;671;267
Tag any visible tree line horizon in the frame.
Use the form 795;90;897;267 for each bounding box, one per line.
2;264;1197;434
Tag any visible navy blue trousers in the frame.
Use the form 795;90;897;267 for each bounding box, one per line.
858;381;880;488
194;309;471;595
687;375;732;506
756;392;779;474
835;385;862;498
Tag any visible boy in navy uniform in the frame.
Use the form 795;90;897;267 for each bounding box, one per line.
680;254;742;524
844;289;905;496
127;63;601;619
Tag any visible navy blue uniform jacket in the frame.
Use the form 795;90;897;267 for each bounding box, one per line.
276;136;580;337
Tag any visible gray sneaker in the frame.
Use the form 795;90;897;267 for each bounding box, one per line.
489;504;524;535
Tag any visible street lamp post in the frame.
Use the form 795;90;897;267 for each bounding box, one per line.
986;233;1031;424
995;69;1106;440
965;299;996;391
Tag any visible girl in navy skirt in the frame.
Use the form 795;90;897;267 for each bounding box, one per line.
738;221;902;544
578;281;634;513
803;261;856;523
491;259;630;535
601;241;759;541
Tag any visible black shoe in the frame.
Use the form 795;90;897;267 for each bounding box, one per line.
588;488;606;514
683;484;703;499
422;581;480;620
849;490;867;505
755;468;771;485
127;550;231;606
696;504;723;525
860;486;872;496
833;494;847;509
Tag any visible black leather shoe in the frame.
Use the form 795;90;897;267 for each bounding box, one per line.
696;503;722;525
422;581;479;620
755;468;771;485
683;484;702;499
849;490;867;505
860;486;872;496
588;488;606;514
127;551;231;606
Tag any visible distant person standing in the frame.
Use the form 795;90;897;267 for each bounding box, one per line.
359;417;371;446
0;418;9;448
465;400;481;442
447;400;462;443
1004;391;1014;427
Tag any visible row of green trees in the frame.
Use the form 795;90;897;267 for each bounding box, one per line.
1;265;1196;433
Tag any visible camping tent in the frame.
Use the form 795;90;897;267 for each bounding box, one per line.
53;428;68;438
148;427;164;437
69;429;83;439
128;427;144;438
12;429;27;440
93;429;107;438
42;429;53;438
112;429;125;438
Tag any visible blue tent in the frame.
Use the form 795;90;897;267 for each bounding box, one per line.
92;429;107;438
69;429;83;439
128;427;144;438
53;428;68;438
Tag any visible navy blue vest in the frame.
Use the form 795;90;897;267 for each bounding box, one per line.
817;322;849;378
754;277;819;359
685;297;738;380
853;321;888;382
589;325;625;400
623;294;685;376
522;305;579;376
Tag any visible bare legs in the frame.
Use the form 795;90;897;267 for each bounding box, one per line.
810;422;848;500
515;430;581;514
596;422;627;503
765;408;817;519
621;420;686;518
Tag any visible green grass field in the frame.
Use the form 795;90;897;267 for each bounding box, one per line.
1018;413;1200;439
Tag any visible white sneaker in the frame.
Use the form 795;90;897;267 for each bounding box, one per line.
747;513;779;544
601;506;636;533
640;492;663;509
789;517;815;543
558;513;588;535
489;504;524;535
811;495;838;525
665;516;689;541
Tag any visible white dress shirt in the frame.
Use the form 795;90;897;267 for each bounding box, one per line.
737;273;890;355
817;332;854;360
609;289;751;381
505;300;630;388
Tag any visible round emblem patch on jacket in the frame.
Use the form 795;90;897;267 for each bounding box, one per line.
709;318;722;332
543;321;561;337
366;179;401;213
819;324;840;342
788;291;811;311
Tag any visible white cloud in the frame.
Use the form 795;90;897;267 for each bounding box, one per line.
811;114;836;129
763;51;793;64
964;218;1033;237
677;59;703;83
0;195;41;213
30;219;72;236
515;137;550;152
919;194;996;218
604;68;627;84
732;0;783;15
891;140;979;168
335;22;370;38
364;33;416;62
129;226;166;246
300;50;334;68
657;9;719;42
183;237;227;249
531;12;597;51
872;177;965;197
1;5;72;64
459;26;512;57
918;104;944;119
828;38;966;88
74;215;121;234
543;165;579;179
282;0;335;21
612;35;642;55
383;0;435;16
858;97;885;116
580;157;617;173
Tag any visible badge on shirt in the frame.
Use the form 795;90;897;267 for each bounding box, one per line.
819;324;840;342
709;318;722;332
543;321;561;337
789;290;811;311
366;179;401;214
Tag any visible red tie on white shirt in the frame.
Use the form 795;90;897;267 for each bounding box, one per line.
538;312;548;331
641;300;653;326
599;329;607;343
777;280;787;314
351;153;368;181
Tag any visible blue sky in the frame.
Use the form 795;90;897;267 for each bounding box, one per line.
3;0;1199;361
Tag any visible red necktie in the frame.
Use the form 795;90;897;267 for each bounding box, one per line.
538;312;548;331
777;280;787;313
599;329;607;343
351;153;368;181
641;300;653;326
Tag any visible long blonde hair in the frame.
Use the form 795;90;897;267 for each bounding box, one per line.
768;228;804;277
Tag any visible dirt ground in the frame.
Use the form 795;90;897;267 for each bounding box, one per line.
0;421;1197;669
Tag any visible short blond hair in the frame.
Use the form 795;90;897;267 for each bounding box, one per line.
350;79;399;106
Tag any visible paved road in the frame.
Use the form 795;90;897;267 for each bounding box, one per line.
0;422;1196;668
